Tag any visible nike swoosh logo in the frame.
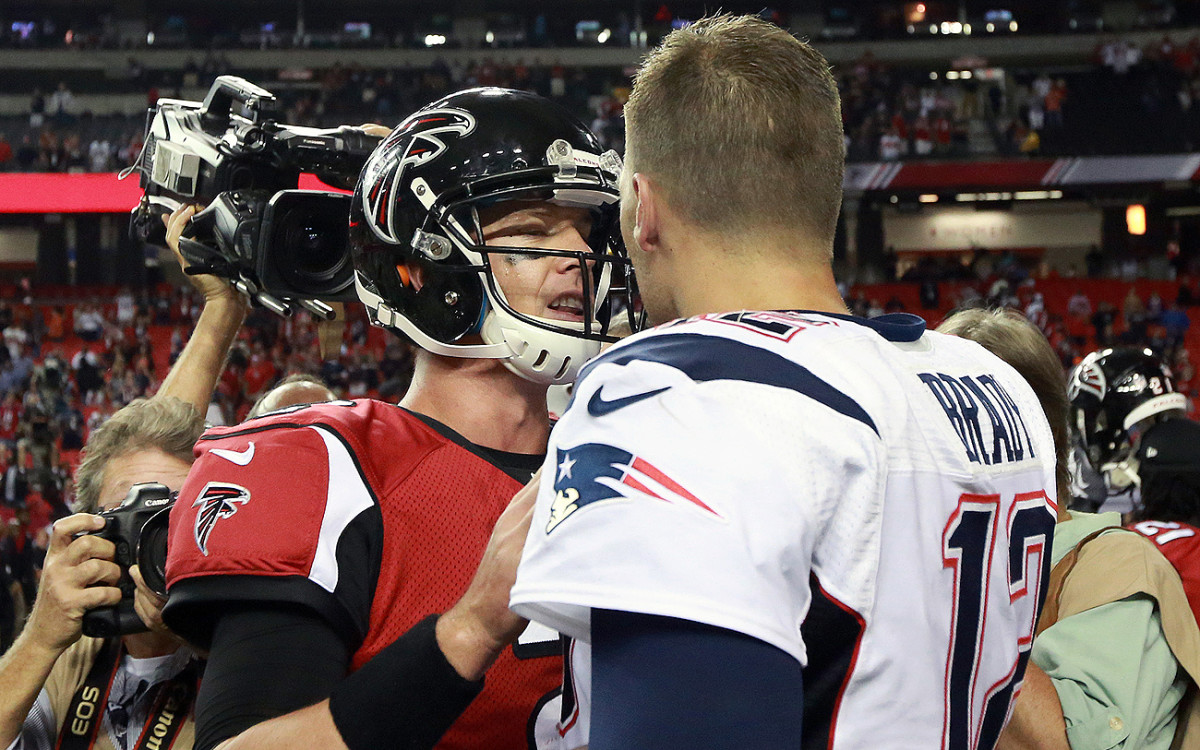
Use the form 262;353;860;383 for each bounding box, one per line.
587;386;671;417
210;442;256;466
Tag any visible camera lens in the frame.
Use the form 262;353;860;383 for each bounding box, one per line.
282;211;347;280
137;508;173;598
265;192;353;297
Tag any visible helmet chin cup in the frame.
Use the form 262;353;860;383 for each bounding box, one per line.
481;306;600;385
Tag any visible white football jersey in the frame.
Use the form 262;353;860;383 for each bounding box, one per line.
511;310;1059;750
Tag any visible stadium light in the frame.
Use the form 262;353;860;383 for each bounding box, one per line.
986;22;995;32
1127;204;1147;235
918;194;939;203
597;28;612;43
424;34;446;46
485;31;494;44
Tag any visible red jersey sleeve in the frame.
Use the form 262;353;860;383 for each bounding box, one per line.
164;403;383;650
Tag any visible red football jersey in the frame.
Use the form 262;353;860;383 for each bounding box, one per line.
165;399;560;750
1130;519;1200;624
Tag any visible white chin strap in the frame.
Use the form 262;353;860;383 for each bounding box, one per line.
481;305;601;385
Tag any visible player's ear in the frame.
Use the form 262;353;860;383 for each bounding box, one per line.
631;173;664;257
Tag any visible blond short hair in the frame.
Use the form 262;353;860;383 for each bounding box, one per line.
74;397;205;513
937;308;1070;504
624;14;844;252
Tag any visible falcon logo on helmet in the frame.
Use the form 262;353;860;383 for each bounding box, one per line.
192;482;251;556
1067;347;1188;506
361;108;476;245
1068;360;1106;401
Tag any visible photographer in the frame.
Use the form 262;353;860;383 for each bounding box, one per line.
0;211;248;750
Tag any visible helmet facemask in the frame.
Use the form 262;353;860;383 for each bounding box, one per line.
350;90;643;385
1068;347;1188;500
437;172;637;384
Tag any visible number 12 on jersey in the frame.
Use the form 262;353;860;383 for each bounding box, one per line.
942;490;1055;750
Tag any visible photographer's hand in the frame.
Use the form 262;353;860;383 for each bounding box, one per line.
29;513;122;651
130;564;184;643
157;203;249;416
0;513;121;748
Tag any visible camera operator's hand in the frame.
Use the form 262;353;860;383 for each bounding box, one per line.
358;123;392;139
28;514;122;653
157;202;249;415
163;204;248;307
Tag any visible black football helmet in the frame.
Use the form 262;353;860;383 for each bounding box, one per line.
349;87;639;385
1067;347;1187;499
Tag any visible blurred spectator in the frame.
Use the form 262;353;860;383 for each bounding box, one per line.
1123;286;1148;343
1163;301;1192;351
72;304;103;342
26;90;43;130
1093;301;1118;346
46;82;75;126
0;134;12;172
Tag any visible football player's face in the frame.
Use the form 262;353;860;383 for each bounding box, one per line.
99;447;193;512
479;202;596;322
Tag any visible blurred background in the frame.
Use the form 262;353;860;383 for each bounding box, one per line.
0;0;1199;541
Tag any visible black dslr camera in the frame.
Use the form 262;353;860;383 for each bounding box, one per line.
81;483;176;638
126;75;381;317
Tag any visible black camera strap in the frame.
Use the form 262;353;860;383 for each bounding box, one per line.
56;640;199;750
56;639;121;750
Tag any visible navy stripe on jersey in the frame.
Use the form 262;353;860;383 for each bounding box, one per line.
577;333;878;435
800;574;866;750
817;311;926;342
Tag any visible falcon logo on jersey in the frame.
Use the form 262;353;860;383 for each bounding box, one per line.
1068;360;1106;401
547;443;720;533
192;482;251;556
360;108;476;244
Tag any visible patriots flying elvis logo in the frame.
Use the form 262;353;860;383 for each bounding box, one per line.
192;482;251;556
548;443;720;533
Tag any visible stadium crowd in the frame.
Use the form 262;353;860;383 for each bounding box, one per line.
11;29;1200;175
6;11;1200;750
0;280;409;654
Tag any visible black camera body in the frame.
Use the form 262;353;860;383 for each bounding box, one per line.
128;75;379;309
81;483;175;639
190;189;356;303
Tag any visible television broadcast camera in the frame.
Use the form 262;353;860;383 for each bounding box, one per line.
126;75;382;317
80;483;175;638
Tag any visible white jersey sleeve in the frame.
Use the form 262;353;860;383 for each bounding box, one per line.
511;325;882;664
